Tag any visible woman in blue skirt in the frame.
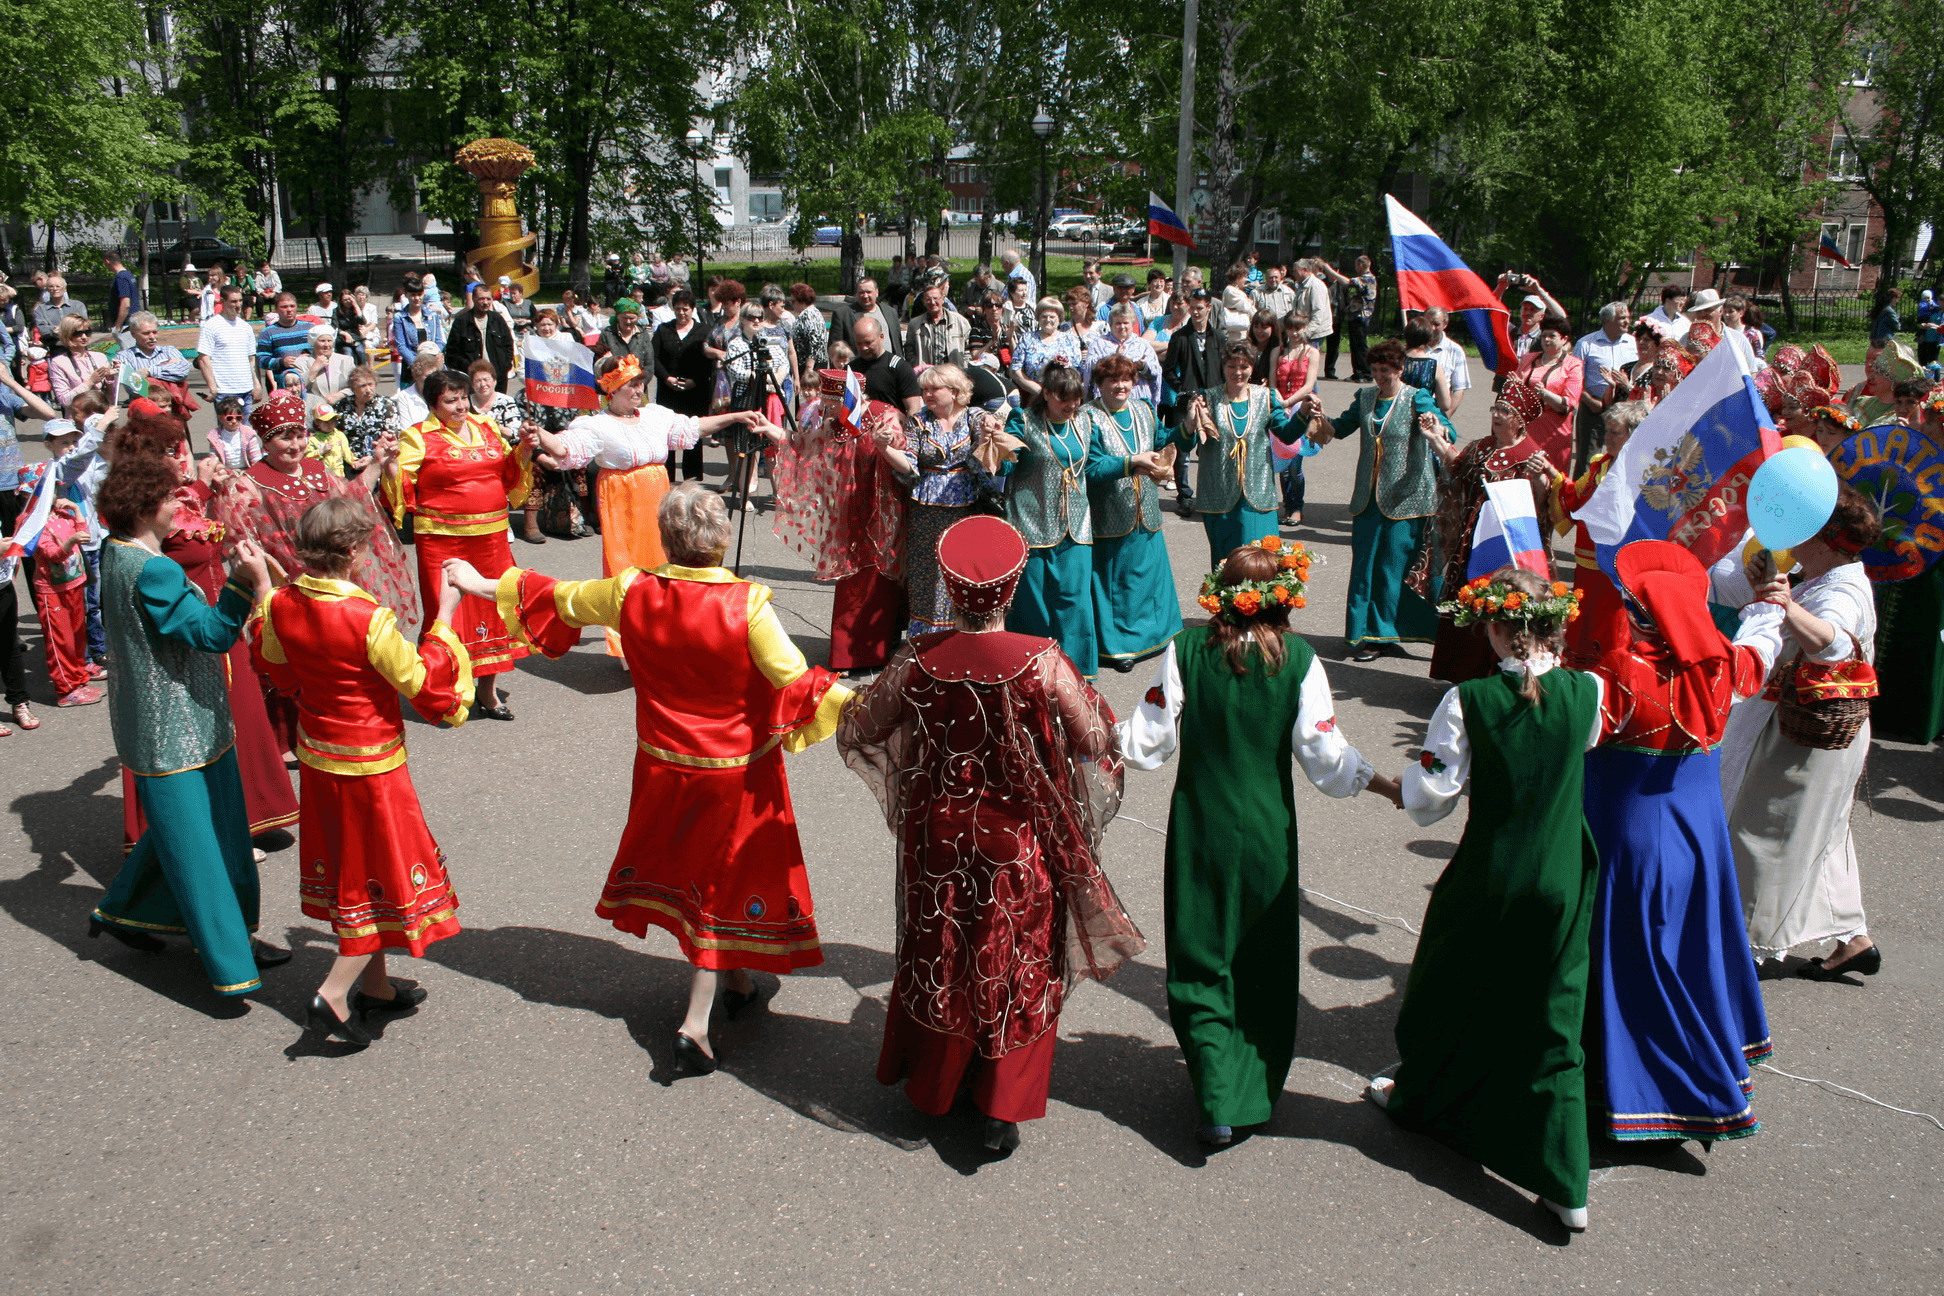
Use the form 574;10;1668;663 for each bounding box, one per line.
1002;360;1098;676
1086;352;1180;672
1583;540;1785;1141
1175;341;1307;568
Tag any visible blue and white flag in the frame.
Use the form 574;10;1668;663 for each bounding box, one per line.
1469;479;1550;579
1572;332;1780;579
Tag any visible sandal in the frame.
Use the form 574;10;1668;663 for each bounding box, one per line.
12;703;39;731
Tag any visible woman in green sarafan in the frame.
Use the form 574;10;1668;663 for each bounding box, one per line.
1120;538;1398;1146
1364;566;1602;1233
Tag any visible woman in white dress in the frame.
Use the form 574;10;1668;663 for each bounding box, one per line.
525;353;769;659
1723;485;1883;981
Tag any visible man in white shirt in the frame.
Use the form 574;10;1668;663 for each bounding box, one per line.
1572;300;1639;473
1083;260;1114;314
196;284;262;408
1000;248;1035;304
1252;264;1296;321
1291;261;1333;351
1419;307;1474;415
1642;284;1689;340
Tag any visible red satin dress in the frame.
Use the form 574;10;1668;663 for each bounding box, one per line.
502;563;846;972
121;483;299;847
250;575;471;956
1555;454;1629;669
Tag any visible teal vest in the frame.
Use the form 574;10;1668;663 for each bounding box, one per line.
1005;409;1093;547
100;539;234;777
1192;385;1280;514
1088;399;1163;537
1346;386;1446;520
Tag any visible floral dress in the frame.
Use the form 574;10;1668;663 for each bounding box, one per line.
333;393;399;461
1015;329;1082;385
904;408;1007;635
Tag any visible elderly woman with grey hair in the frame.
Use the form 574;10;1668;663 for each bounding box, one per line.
447;479;850;1074
1085;303;1164;405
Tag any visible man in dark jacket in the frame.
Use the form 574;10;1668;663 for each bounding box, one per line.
825;278;905;360
445;282;517;390
1162;287;1224;516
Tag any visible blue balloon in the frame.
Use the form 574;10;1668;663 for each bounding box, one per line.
1747;445;1839;551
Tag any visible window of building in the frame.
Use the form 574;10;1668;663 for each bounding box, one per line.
748;191;784;221
1829;136;1867;182
1819;221;1868;265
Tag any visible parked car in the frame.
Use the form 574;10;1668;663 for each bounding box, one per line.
812;225;844;246
154;236;244;273
1047;213;1098;241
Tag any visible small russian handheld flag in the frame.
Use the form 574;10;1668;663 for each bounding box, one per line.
521;333;600;410
1816;231;1855;269
0;460;62;583
1468;479;1551;580
1385;194;1516;376
1148;192;1195;250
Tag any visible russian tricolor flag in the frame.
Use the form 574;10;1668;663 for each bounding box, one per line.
1816;231;1855;269
0;461;62;583
1572;331;1780;579
1148;192;1195;249
522;333;600;410
1385;194;1516;376
1469;479;1550;580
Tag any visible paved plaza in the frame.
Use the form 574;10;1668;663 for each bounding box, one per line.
3;370;1940;1294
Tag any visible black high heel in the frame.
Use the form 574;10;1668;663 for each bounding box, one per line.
672;1032;718;1074
351;981;427;1015
88;917;165;954
982;1118;1021;1154
307;994;372;1047
722;984;765;1021
1798;946;1882;980
252;941;293;968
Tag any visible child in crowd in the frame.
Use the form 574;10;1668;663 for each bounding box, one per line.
33;498;100;706
208;396;264;469
304;405;362;477
55;392;115;669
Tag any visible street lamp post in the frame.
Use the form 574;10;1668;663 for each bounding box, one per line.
1031;108;1055;299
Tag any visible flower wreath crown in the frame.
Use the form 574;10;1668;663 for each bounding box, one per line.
1808;405;1860;432
1439;574;1582;627
1196;535;1312;617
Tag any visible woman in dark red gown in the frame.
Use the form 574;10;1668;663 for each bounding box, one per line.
837;514;1144;1154
110;399;299;846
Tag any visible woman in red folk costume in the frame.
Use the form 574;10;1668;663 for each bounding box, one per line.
769;368;908;673
836;515;1144;1155
250;497;474;1047
112;400;299;846
1553;399;1648;668
211;389;419;750
446;482;850;1071
385;368;532;720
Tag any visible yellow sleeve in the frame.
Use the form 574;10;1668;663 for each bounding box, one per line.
493;566;637;637
364;607;428;695
746;586;807;688
508;444;534;510
783;683;854;753
253;588;286;664
386;422;427;525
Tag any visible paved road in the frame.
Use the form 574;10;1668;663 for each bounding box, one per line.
4;368;1940;1294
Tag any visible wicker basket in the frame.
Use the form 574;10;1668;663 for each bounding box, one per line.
1775;632;1875;750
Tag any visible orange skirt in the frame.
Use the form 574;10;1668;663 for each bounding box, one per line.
597;464;670;657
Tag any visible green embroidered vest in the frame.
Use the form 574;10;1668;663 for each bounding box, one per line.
1005;409;1093;547
1345;386;1446;520
1088;399;1163;538
100;539;234;776
1192;385;1280;514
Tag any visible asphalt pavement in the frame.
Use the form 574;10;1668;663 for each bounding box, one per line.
3;363;1940;1294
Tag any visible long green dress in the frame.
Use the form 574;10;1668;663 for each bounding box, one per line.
1005;406;1097;676
1087;398;1181;667
1870;563;1944;744
1323;384;1454;649
1386;668;1601;1210
1170;384;1297;567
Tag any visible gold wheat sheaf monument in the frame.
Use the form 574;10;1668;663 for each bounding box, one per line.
455;138;540;296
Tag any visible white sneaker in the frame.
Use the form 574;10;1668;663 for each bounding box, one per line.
1363;1076;1394;1110
1540;1197;1588;1231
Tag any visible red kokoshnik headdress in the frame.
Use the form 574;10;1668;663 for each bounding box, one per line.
938;514;1028;618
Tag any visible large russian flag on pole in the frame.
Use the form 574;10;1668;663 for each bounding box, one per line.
522;333;600;410
1385;194;1516;376
1148;192;1196;249
1572;332;1780;578
1469;479;1550;580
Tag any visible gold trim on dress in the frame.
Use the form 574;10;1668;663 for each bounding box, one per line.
297;728;404;758
125;740;237;780
636;733;785;768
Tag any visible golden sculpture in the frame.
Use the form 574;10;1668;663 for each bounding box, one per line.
455;137;539;296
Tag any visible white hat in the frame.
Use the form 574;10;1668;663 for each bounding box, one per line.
316;282;334;293
306;323;335;340
1521;294;1547;310
1686;288;1724;313
497;275;512;286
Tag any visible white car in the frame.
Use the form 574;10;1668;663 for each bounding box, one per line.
1047;213;1098;241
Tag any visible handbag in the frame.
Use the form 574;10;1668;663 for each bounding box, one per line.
537;475;586;539
1772;631;1877;750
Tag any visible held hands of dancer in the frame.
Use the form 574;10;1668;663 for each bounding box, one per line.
229;537;273;594
1415;411;1460;465
441;558;498;602
1367;771;1405;809
1297;391;1334;444
435;566;464;626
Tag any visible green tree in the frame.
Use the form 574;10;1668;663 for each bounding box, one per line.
1840;0;1944;308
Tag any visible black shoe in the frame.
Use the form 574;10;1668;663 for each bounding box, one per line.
1798;946;1882;980
673;1032;719;1074
306;994;372;1047
351;981;427;1015
1351;646;1381;662
470;701;515;721
722;984;765;1021
1109;658;1135;673
1198;1123;1235;1147
252;941;293;969
982;1117;1021;1154
89;917;165;953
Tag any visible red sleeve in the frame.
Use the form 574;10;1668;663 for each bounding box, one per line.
406;625;471;726
766;664;840;738
502;568;584;658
